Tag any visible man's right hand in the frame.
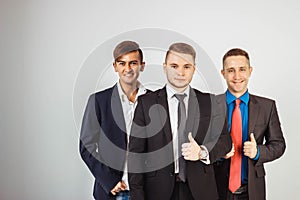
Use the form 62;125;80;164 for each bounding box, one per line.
223;143;235;159
110;181;127;195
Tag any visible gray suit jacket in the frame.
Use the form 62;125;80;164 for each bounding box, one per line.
214;93;286;200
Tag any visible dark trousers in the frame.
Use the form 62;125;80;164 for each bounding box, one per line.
171;179;194;200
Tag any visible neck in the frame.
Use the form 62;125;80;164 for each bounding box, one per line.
229;89;247;98
120;81;139;102
168;83;188;93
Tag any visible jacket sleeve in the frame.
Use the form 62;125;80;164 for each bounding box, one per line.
203;94;232;163
256;101;286;165
79;94;119;194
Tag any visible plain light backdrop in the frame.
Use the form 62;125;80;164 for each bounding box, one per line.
1;0;299;199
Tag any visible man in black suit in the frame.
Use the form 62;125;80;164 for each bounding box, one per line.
128;42;232;200
80;41;147;200
214;48;286;200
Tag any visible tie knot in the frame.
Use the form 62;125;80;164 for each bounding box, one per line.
174;93;187;102
235;99;241;106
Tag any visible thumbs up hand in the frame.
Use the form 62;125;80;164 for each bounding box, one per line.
182;132;201;161
243;133;258;159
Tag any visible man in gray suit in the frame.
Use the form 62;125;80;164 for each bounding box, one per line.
214;48;286;200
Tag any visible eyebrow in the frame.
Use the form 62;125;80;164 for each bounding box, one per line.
226;66;247;69
116;59;138;63
168;63;193;66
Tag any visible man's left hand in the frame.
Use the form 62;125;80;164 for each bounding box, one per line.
243;133;258;159
182;132;201;161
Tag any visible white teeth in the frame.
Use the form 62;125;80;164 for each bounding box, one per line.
125;73;134;77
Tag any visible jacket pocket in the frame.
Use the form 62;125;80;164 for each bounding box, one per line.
255;165;266;177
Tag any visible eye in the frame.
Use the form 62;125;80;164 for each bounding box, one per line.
227;69;234;73
130;61;138;66
118;62;125;66
170;65;177;69
240;67;246;72
184;65;192;69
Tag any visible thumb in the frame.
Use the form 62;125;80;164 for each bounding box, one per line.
188;132;195;143
250;133;256;143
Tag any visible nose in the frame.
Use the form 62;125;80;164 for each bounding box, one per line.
233;71;240;79
124;63;132;71
177;67;185;76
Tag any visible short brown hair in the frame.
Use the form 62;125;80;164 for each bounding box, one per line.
113;41;143;62
223;48;250;67
165;42;196;63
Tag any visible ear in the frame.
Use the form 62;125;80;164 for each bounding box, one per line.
140;62;145;72
113;62;117;72
163;63;167;73
221;69;225;77
249;66;253;74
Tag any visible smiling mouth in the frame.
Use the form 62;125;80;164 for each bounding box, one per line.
124;73;134;77
233;80;244;84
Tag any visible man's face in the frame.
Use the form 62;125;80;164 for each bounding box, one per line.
164;52;195;92
221;55;253;97
113;51;145;86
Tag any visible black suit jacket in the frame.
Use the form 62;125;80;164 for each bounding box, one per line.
128;87;232;200
214;94;286;200
80;85;131;200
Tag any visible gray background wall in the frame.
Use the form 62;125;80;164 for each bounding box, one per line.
1;0;299;199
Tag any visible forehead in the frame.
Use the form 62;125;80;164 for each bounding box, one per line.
166;52;195;65
224;55;249;68
116;51;140;62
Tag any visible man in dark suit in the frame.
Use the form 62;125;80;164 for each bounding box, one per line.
128;42;232;200
80;41;147;200
214;48;286;200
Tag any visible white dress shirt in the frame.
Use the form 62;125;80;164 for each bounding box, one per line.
166;84;210;174
117;81;147;190
166;84;190;173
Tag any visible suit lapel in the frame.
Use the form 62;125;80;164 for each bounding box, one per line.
248;94;259;136
186;88;200;140
157;87;173;142
216;93;226;109
111;85;127;146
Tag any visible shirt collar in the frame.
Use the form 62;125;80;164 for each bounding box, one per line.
226;89;249;105
117;81;147;103
166;83;190;100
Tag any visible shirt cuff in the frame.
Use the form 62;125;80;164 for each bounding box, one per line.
199;145;210;165
253;146;260;161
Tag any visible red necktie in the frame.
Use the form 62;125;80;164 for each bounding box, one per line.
229;99;242;193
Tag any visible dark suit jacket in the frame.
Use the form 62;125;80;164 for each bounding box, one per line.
214;94;286;200
128;87;232;200
80;85;130;200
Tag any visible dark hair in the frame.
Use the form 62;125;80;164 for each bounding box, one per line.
223;48;250;67
113;41;143;62
165;42;196;63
